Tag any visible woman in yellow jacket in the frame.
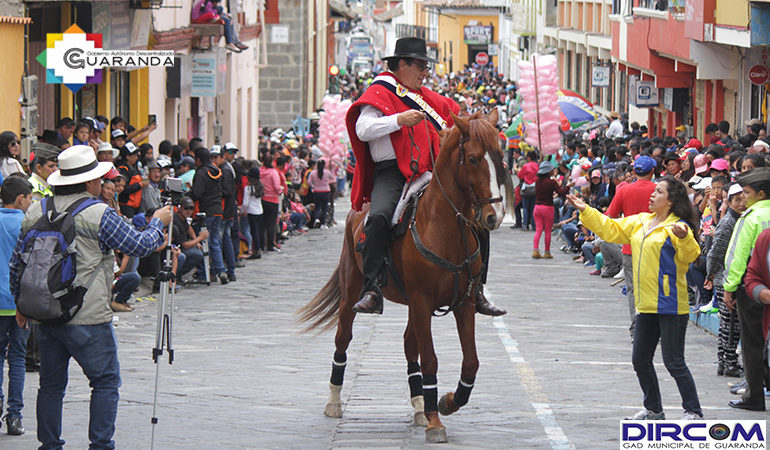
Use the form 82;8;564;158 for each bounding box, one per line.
567;176;703;421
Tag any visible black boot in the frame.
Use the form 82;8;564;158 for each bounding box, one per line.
475;290;506;316
354;215;389;315
353;290;383;314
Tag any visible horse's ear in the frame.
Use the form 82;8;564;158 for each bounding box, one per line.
451;111;468;134
487;107;499;125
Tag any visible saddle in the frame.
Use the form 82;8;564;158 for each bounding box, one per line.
390;171;432;238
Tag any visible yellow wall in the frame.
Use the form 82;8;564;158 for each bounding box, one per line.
129;68;150;143
437;14;498;72
715;0;749;27
0;23;25;134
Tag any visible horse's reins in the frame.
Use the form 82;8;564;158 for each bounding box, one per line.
404;119;501;316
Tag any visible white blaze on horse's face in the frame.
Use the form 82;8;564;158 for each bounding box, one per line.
484;152;504;228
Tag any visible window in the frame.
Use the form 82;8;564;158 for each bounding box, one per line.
638;0;667;10
566;51;572;89
575;54;582;95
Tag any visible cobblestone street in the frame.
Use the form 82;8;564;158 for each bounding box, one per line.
1;199;762;449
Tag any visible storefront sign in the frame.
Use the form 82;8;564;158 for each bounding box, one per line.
749;64;770;85
629;76;659;107
191;53;217;97
463;25;492;45
271;26;289;44
684;0;704;41
591;65;610;87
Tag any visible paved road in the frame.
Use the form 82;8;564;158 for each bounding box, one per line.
1;198;762;449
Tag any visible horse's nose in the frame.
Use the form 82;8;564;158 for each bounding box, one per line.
484;213;497;229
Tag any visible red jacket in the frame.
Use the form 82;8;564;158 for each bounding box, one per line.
743;228;770;339
606;179;656;255
345;72;459;211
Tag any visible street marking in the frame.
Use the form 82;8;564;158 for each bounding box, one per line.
493;315;574;450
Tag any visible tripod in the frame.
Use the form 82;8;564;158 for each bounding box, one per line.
150;201;177;449
195;213;211;285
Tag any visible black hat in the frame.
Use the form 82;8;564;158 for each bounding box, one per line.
663;151;680;164
382;37;436;63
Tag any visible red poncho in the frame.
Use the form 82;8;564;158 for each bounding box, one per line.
345;72;459;211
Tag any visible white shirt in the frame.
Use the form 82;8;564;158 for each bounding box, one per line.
355;104;400;162
242;185;263;215
605;119;623;138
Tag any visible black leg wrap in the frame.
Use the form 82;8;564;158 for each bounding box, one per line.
423;374;438;412
454;378;474;407
407;361;423;398
330;351;347;386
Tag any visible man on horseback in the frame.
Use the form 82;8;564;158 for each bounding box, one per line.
345;37;506;316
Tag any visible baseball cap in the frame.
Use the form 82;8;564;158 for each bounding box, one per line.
685;138;703;150
111;129;127;139
727;183;743;198
210;145;222;155
591;169;601;178
180;156;195;168
224;142;239;153
633;155;656;174
752;140;770;151
180;196;195;208
709;158;729;171
124;141;139;154
693;154;709;174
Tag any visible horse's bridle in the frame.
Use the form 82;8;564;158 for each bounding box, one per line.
405;130;503;316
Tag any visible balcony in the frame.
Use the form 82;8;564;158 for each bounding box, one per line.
396;24;438;43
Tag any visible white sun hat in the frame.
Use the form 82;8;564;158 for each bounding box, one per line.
48;145;114;186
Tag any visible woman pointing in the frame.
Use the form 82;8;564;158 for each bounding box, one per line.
567;176;703;420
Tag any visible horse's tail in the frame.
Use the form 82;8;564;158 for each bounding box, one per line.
296;264;341;334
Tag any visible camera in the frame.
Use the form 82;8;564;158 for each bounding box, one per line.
159;177;185;204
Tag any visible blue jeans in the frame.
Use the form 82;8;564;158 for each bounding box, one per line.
197;216;224;277
220;218;236;276
112;272;140;304
239;216;251;249
521;196;535;230
36;322;121;450
0;316;29;417
561;222;578;247
632;314;702;416
178;247;203;278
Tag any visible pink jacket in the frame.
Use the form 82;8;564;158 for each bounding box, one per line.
260;166;283;204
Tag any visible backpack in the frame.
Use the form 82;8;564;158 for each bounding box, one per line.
16;197;101;325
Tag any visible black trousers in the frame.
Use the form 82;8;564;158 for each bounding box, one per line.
737;287;770;406
360;161;405;295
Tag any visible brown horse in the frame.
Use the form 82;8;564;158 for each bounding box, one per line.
297;109;513;443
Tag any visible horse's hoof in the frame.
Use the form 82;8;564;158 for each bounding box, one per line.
324;402;342;418
413;411;428;427
438;393;458;416
425;426;448;443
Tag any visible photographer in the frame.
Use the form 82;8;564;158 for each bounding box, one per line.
189;147;228;284
173;197;209;280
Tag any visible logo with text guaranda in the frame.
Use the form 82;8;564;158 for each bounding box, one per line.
36;24;175;94
620;420;766;449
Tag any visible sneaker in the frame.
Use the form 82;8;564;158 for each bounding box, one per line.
682;411;702;420
583;260;595;266
728;377;746;388
225;43;241;53
234;42;249;50
218;272;229;285
730;380;748;394
723;365;743;378
531;250;541;259
589;269;601;276
542;251;553;259
227;273;237;282
4;415;24;435
110;301;133;312
698;303;719;314
624;408;665;420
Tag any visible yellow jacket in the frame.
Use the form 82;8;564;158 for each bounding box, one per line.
580;207;700;315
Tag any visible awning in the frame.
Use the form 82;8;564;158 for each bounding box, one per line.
0;16;32;24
